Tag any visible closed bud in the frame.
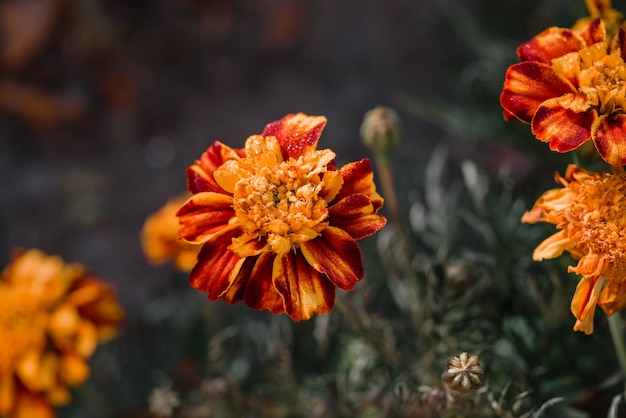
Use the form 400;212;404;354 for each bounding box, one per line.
360;106;402;156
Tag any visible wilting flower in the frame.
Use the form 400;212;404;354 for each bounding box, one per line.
141;193;201;272
522;164;626;334
0;249;124;417
500;4;626;166
177;113;387;321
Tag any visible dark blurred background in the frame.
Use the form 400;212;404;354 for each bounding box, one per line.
1;0;622;416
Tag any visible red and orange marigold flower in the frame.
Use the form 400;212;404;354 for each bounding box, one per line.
522;164;626;334
500;0;626;166
177;113;387;321
0;249;124;418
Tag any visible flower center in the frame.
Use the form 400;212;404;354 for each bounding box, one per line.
566;170;626;279
0;287;47;372
228;136;335;255
577;44;626;115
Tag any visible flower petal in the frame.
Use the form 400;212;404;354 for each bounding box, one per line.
188;227;246;300
599;279;626;316
187;141;243;194
500;62;575;123
592;114;626;166
242;253;285;313
571;275;605;334
272;251;335;321
219;252;285;314
262;113;327;159
329;194;387;240
531;230;577;261
300;226;363;290
333;159;383;211
516;27;587;63
13;391;54;418
177;192;234;243
531;100;594;152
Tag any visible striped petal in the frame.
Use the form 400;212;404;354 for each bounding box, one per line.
531;100;594;152
187;141;243;194
220;252;285;314
501;62;575;123
516;27;587;63
333;159;383;211
189;227;246;300
329;194;387;240
273;251;335;321
262;113;327;159
177;192;234;243
592;114;626;166
300;226;363;290
571;275;605;335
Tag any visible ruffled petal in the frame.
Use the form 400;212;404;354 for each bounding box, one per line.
333;159;383;210
272;251;335;321
242;252;284;313
300;226;363;290
592;114;626;166
177;192;234;243
599;279;626;316
188;227;246;300
319;169;343;203
329;194;387;240
500;62;576;123
531;230;577;261
187;141;243;194
575;17;606;46
220;252;284;314
531;100;594;151
516;27;588;63
571;276;605;334
262;113;327;159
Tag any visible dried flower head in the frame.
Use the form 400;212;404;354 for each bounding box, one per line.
177;113;387;321
500;6;626;166
0;249;124;418
141;193;201;272
359;106;402;156
441;352;484;394
522;164;626;334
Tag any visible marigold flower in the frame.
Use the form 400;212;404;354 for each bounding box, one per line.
0;249;124;417
177;113;387;321
500;8;626;166
141;193;202;272
522;164;626;334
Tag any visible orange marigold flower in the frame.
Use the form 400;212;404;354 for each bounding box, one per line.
500;9;626;166
141;193;201;272
522;164;626;334
177;113;387;321
0;249;124;418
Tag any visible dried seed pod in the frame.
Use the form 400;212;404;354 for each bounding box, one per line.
441;352;484;394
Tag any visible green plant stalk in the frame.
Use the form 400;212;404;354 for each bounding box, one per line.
608;311;626;394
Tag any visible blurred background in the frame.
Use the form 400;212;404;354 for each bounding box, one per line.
2;0;626;416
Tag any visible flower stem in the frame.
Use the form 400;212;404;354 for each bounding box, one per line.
608;312;626;391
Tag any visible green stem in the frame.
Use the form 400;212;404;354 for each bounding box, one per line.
608;312;626;392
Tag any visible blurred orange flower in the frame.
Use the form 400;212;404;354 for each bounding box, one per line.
500;3;626;166
0;249;124;418
177;113;387;321
141;193;201;272
522;164;626;334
